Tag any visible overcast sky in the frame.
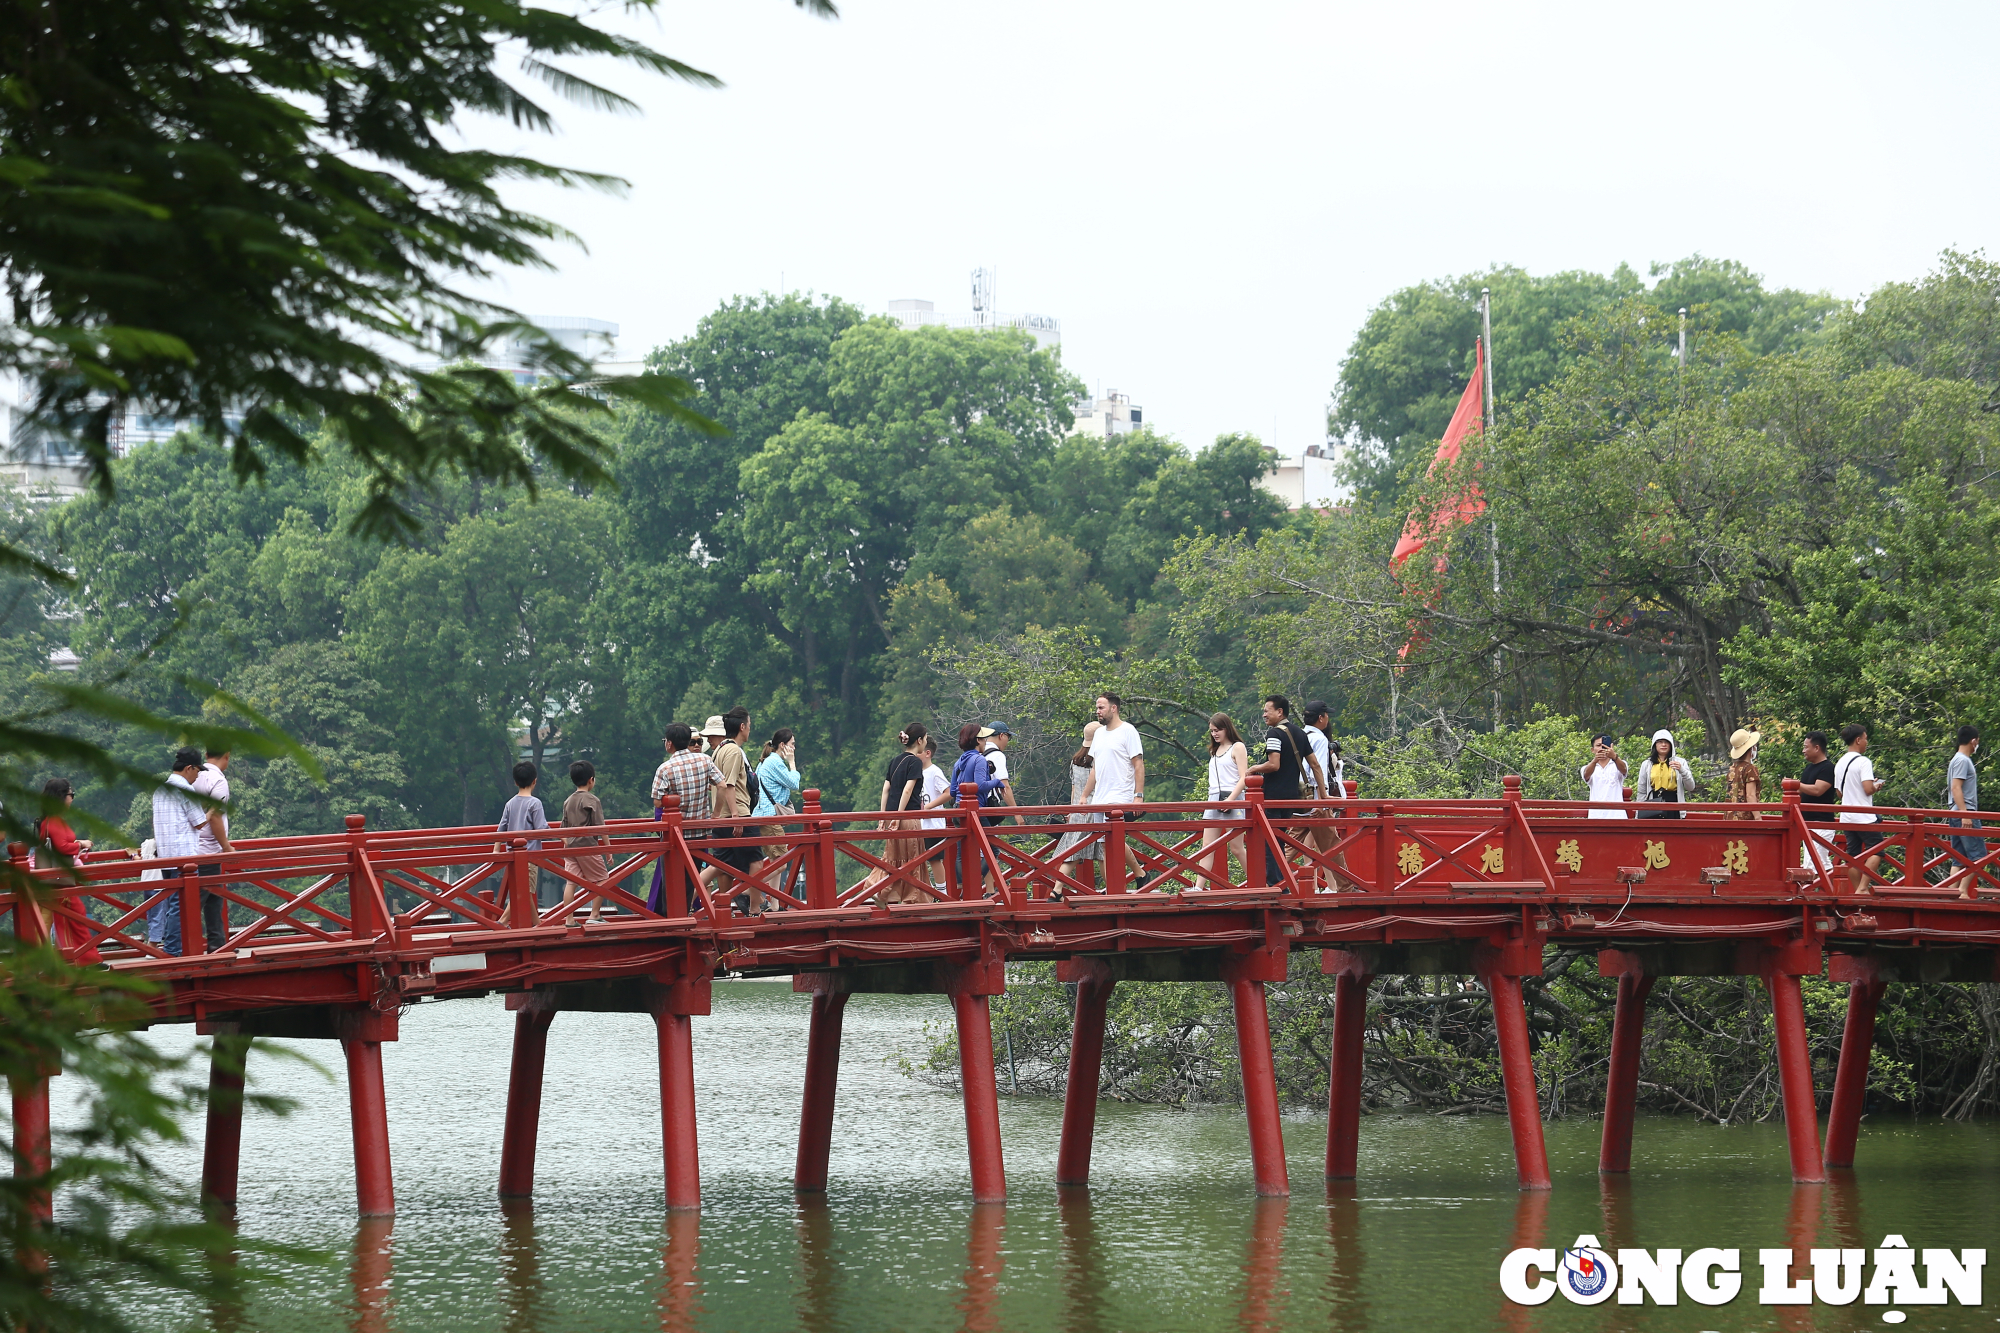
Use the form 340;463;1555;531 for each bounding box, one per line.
478;0;1999;459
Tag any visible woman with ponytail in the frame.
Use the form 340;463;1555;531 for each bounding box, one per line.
873;723;931;904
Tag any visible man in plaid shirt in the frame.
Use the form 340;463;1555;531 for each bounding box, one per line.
653;722;727;830
651;722;728;915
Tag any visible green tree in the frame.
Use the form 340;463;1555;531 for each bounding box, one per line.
1331;258;1841;510
1725;472;2000;807
348;492;616;824
0;0;795;537
217;643;414;836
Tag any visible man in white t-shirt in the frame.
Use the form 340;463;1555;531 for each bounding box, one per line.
1581;734;1629;818
1301;701;1348;890
1834;722;1886;895
189;748;236;953
981;723;1024;826
1082;692;1147;884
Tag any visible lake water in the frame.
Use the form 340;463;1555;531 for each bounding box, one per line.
118;980;1998;1331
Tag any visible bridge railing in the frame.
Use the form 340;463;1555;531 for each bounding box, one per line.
7;777;1996;967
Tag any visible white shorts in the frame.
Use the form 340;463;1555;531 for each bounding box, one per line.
1804;826;1835;871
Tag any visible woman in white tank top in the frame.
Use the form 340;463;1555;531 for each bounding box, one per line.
1202;712;1249;888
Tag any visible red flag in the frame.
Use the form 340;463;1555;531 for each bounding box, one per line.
1390;339;1486;568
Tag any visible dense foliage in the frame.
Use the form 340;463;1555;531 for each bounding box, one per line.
914;954;2000;1124
11;298;1288;833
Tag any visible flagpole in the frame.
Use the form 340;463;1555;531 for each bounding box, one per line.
1482;288;1499;731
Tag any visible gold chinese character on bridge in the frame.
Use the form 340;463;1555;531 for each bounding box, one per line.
1642;839;1671;870
1723;839;1749;876
1397;841;1424;876
1554;838;1582;873
1479;844;1505;874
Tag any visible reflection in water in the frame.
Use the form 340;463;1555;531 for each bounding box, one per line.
1501;1189;1549;1333
1056;1186;1107;1333
499;1199;541;1333
132;988;2000;1333
1323;1180;1366;1328
796;1196;839;1333
958;1203;1006;1333
350;1217;392;1333
658;1210;700;1332
1776;1184;1824;1333
1596;1172;1636;1252
1826;1169;1865;1249
204;1209;246;1333
1239;1196;1287;1333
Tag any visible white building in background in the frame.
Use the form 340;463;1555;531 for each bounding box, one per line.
1070;390;1144;439
3;316;632;500
1258;442;1343;512
413;315;629;381
884;299;1062;350
0;368;188;500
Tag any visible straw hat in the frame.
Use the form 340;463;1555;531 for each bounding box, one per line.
700;715;729;739
1729;727;1761;761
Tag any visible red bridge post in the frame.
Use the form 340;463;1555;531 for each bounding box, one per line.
651;974;711;1210
498;996;558;1197
947;961;1008;1203
793;973;851;1192
8;1072;52;1252
8;843;54;1251
1595;953;1654;1174
1477;941;1552;1190
1763;952;1828;1183
1055;959;1116;1186
1224;944;1290;1196
1322;950;1373;1180
202;1030;252;1208
341;1029;395;1216
1823;956;1883;1170
1244;776;1267;890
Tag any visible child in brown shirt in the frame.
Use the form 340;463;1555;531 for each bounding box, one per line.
561;760;609;922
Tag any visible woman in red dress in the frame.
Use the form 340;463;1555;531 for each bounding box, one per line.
33;777;105;965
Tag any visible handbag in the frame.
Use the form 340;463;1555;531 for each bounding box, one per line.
760;765;796;818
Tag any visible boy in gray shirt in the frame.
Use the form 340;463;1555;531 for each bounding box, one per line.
1947;725;1983;900
495;761;550;905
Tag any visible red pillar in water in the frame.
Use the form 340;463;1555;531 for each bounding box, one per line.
1055;959;1115;1186
9;1073;52;1248
1322;951;1373;1180
498;1001;559;1197
1598;962;1655;1174
1478;948;1552;1191
1824;975;1885;1169
954;990;1008;1203
1226;945;1290;1197
1765;965;1828;1183
651;972;711;1210
342;1035;395;1216
202;1031;252;1208
793;979;850;1192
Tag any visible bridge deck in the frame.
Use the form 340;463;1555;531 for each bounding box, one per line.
8;777;1997;1213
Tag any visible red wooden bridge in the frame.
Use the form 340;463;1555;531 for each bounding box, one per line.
8;776;1998;1218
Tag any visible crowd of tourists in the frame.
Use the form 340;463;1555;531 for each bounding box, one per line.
1579;722;1986;900
27;704;1988;953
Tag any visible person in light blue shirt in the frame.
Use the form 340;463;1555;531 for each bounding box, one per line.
752;729;801;818
751;729;801;906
